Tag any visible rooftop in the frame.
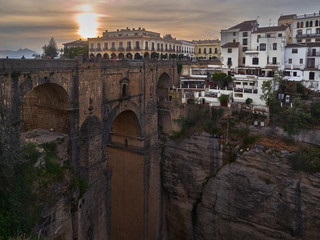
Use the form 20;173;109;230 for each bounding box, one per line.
278;14;296;21
221;42;240;48
229;20;257;31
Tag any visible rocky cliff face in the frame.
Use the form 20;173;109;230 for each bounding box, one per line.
162;133;320;240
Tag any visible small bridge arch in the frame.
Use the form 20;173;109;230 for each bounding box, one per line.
157;72;171;101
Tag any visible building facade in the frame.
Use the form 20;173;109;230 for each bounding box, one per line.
88;27;194;60
284;42;320;91
193;40;221;59
293;11;320;43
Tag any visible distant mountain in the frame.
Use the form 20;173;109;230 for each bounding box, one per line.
0;48;39;59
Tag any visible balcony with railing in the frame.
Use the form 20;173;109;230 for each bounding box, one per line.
296;33;320;38
118;47;125;51
134;46;140;50
307;51;320;57
126;47;132;51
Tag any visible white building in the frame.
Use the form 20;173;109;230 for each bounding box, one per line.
284;43;320;91
293;11;320;43
220;21;290;76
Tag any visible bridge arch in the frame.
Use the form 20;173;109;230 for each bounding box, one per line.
157;72;171;101
21;83;71;134
106;105;145;240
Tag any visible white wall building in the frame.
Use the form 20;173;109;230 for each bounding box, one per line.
284;43;320;91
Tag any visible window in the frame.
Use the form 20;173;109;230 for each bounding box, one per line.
242;57;246;64
306;21;309;27
273;43;277;50
293;72;297;76
278;33;283;37
233;32;236;36
317;28;320;34
198;48;201;54
300;58;303;64
297;30;302;36
157;43;160;50
204;48;207;54
243;38;248;45
257;35;261;43
104;42;108;50
90;43;94;49
112;42;115;49
242;47;247;52
292;49;298;53
301;22;304;28
252;58;259;65
209;48;212;54
119;42;123;49
297;22;300;28
228;48;232;53
272;57;277;64
97;43;101;50
243;32;248;37
316;20;319;27
288;58;292;64
214;48;218;54
310;21;313;27
152;42;155;50
227;58;232;65
260;43;266;51
267;34;271;38
309;72;315;80
135;41;140;49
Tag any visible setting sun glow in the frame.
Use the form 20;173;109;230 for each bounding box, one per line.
77;4;99;38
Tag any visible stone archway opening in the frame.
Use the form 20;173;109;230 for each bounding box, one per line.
108;110;144;240
111;53;117;60
157;72;171;102
21;83;71;134
118;53;124;60
103;53;109;60
144;52;149;59
126;53;132;60
96;53;102;59
134;53;141;60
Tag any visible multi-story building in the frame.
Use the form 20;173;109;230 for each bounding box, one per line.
221;20;290;77
88;27;194;60
193;40;220;59
283;42;320;91
293;11;320;43
221;20;258;70
244;26;290;76
278;14;296;42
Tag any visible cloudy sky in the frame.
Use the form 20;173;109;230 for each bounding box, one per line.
0;0;319;53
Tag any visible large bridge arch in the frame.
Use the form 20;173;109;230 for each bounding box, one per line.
107;106;145;240
21;83;71;134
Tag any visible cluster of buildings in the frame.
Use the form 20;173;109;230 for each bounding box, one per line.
63;11;320;108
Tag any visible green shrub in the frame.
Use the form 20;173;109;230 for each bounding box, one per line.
289;146;320;173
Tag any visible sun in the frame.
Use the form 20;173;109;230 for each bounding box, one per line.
76;4;100;38
77;12;99;38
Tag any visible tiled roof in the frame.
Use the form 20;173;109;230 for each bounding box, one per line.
229;20;257;31
63;39;88;46
253;25;288;33
278;14;296;20
221;42;240;48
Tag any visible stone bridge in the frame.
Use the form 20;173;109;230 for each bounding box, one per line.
0;58;181;239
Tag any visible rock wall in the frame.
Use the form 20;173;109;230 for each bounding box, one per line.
162;133;320;240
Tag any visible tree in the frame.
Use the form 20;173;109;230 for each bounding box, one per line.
211;73;232;88
282;97;311;135
42;37;59;57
